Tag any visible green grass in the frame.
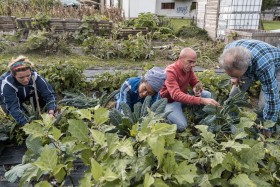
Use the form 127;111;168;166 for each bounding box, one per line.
170;18;192;32
169;19;280;31
262;21;280;30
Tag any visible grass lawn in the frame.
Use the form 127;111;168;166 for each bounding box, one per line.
170;18;280;31
262;20;280;30
170;18;192;32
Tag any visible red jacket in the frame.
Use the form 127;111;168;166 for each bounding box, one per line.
160;60;201;105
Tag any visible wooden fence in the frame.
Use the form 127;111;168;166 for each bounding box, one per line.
0;16;149;41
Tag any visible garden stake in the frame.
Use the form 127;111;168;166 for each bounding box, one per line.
32;75;41;116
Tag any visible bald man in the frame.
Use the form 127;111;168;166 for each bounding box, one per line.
160;47;220;132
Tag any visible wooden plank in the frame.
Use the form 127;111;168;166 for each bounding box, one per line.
49;18;65;32
64;19;82;31
16;18;33;29
0;16;16;31
0;16;16;23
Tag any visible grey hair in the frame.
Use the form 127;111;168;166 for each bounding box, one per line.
219;46;251;71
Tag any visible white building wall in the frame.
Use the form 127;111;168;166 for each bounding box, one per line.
196;0;207;29
123;0;129;17
105;0;119;7
156;0;195;18
122;0;156;19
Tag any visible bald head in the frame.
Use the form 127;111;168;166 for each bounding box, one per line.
179;47;197;60
178;47;197;72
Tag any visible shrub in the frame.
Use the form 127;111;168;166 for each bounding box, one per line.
159;27;174;34
176;26;210;40
134;12;159;31
23;30;70;54
120;32;153;60
37;61;88;94
83;36;118;59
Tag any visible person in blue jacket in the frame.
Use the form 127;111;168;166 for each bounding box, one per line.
0;55;56;125
116;67;166;112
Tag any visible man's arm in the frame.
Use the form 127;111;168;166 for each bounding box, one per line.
165;70;201;105
116;80;133;111
258;64;280;122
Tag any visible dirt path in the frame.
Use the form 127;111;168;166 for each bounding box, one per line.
83;66;225;80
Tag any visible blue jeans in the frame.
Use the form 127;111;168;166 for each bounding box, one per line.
165;90;212;132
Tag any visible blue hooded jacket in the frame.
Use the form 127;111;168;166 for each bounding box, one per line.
115;77;159;112
0;70;56;125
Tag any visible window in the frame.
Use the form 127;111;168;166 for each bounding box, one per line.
161;3;175;9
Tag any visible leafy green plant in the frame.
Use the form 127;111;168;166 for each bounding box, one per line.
158;27;174;34
4;100;280;186
0;61;9;75
0;111;26;146
248;80;261;97
58;90;119;109
21;97;43;121
109;96;169;136
199;92;250;135
176;25;210;40
38;61;88;94
157;15;172;28
74;18;112;45
90;70;138;93
83;36;118;59
197;70;231;103
120;32;154;60
195;41;225;68
0;113;13;143
23;30;69;54
134;12;159;31
58;91;100;108
32;13;51;30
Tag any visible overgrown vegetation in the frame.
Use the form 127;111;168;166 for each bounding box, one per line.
176;25;210;41
1;4;275;186
0;7;219;64
2;91;280;186
0;0;123;21
0;64;272;186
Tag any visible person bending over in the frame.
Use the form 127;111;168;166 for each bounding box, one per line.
116;67;166;112
0;55;56;125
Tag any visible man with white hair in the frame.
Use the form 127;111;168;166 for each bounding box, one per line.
219;39;280;124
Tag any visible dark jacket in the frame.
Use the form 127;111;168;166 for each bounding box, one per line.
115;77;159;112
0;71;56;125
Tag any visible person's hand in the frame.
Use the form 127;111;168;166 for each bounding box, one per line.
230;78;245;87
230;78;239;86
193;83;203;97
48;110;56;119
200;98;220;107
